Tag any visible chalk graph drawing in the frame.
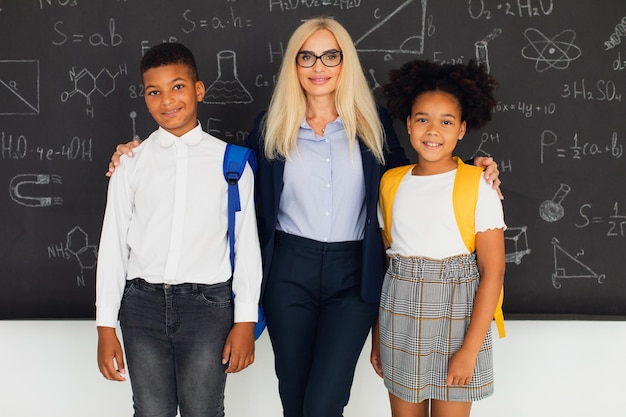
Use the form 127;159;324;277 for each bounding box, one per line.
505;226;531;264
0;60;40;115
539;183;571;223
551;237;605;289
9;174;63;207
521;28;581;72
204;50;253;104
354;0;427;55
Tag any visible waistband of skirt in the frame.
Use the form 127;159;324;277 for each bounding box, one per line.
275;231;361;252
389;253;476;268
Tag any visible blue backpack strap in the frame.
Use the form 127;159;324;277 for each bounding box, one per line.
223;143;265;340
223;143;256;271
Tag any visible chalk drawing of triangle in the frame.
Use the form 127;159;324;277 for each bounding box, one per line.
355;0;427;55
0;60;40;115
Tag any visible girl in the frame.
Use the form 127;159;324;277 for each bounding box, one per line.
371;59;506;417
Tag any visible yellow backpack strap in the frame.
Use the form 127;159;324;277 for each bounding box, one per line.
379;165;414;248
453;157;506;338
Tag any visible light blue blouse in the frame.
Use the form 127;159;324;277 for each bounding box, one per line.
277;118;366;243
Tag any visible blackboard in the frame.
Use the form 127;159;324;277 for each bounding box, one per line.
1;0;625;319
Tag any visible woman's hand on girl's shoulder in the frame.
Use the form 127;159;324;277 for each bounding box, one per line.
106;139;141;177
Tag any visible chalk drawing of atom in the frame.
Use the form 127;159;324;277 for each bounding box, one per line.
521;28;581;72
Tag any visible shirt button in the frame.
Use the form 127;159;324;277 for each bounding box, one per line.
325;211;330;217
326;183;331;188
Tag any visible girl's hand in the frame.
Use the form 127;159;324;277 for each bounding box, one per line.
106;139;141;177
446;347;477;387
473;156;503;200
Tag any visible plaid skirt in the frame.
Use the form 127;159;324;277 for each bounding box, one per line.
379;253;494;403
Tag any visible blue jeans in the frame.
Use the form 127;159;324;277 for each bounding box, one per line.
119;278;233;417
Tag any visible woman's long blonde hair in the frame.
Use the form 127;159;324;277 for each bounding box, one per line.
263;17;385;163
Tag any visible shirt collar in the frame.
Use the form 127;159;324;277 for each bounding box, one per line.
299;117;343;141
157;121;203;148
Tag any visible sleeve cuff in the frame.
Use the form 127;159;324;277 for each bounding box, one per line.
234;301;260;323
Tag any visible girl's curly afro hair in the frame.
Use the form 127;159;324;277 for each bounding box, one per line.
383;59;498;132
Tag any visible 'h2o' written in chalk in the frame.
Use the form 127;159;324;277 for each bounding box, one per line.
1;131;92;162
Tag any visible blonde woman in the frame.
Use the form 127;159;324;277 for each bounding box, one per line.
245;18;498;417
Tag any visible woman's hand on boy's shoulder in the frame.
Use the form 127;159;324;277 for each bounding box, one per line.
106;139;142;177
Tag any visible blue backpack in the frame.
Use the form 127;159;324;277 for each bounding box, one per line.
223;143;266;340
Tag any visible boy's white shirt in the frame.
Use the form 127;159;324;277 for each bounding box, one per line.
96;123;262;327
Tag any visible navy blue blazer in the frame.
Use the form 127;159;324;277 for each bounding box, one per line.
245;107;409;303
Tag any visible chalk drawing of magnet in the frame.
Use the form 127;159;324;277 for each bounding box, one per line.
9;174;63;207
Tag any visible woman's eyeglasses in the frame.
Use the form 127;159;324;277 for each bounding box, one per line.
296;50;343;68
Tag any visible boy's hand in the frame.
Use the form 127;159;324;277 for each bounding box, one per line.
106;139;141;177
222;322;255;373
97;326;127;381
473;156;503;200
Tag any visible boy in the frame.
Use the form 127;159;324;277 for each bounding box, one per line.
95;42;262;417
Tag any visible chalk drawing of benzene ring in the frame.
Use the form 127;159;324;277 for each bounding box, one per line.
551;237;605;289
354;0;427;55
521;28;581;72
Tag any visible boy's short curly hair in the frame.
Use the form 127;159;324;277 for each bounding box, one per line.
140;42;199;82
383;59;497;132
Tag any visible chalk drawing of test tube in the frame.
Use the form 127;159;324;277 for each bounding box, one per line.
475;28;502;73
9;174;63;207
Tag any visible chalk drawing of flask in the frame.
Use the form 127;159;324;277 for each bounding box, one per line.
204;50;253;104
539;183;571;222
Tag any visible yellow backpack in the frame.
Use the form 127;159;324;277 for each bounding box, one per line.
379;157;506;338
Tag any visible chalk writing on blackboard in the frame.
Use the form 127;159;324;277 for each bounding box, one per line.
355;0;426;55
0;60;40;115
204;50;253;105
51;18;123;47
540;130;624;163
505;226;531;265
61;65;127;111
468;0;554;20
9;174;63;208
181;7;253;33
551;237;606;289
603;16;626;50
521;28;581;72
1;133;93;162
47;226;98;287
469;132;500;159
539;183;570;223
577;202;626;237
475;27;501;73
560;79;623;102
